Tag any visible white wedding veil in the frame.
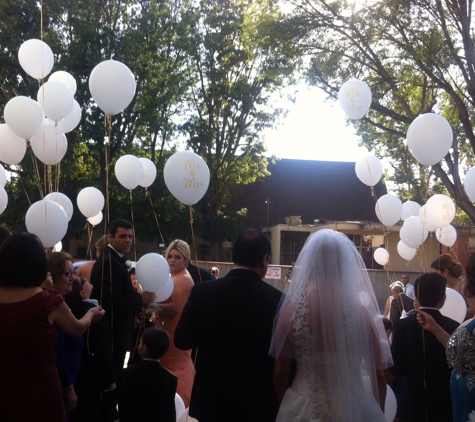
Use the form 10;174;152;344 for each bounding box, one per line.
270;230;392;420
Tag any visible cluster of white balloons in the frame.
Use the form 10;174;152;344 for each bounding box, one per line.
115;155;157;190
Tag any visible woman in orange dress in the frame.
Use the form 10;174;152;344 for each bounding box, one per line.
154;240;195;406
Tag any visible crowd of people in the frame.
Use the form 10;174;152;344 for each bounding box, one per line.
3;221;475;421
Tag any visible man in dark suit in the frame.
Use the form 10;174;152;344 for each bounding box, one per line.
389;281;415;330
175;230;282;422
390;272;459;422
120;327;177;422
90;219;156;420
187;261;213;284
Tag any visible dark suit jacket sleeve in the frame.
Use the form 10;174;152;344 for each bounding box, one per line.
175;284;201;350
390;317;407;376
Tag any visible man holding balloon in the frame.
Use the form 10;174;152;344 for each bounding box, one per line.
90;219;156;421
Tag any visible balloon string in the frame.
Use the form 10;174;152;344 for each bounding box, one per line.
28;142;44;199
86;222;94;260
104;114;112;234
145;188;165;247
188;205;203;283
130;189;137;263
18;174;32;206
40;0;43;41
47;165;52;195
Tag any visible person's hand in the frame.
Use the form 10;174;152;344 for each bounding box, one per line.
414;298;420;309
416;309;436;332
105;382;116;392
64;384;77;412
141;291;157;308
89;306;105;323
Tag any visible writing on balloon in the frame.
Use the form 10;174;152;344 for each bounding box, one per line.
343;88;363;112
182;159;204;190
441;203;452;221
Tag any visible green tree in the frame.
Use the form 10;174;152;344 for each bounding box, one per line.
182;0;299;253
284;0;475;222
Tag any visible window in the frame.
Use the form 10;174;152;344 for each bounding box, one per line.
346;233;384;270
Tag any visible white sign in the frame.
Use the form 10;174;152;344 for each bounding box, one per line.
265;267;281;280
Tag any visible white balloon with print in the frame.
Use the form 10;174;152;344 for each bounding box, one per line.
30;124;67;165
406;113;453;166
25;200;68;248
115;155;144;190
401;201;421;220
0;186;8;216
0;124;27;165
373;247;389;266
436;225;457;247
136;253;170;294
164;151;210;206
4;96;43;140
77;187;104;218
139;157;157;188
89;60;136;115
419;205;438;232
424;194;456;229
18;39;54;79
49;71;77;95
45;192;74;221
440;288;466;323
400;216;428;248
37;80;74;122
375;194;403;226
397;240;417;261
338;79;372;120
355;155;383;186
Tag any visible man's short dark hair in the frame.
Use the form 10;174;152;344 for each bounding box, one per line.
141;327;170;359
231;230;271;268
414;273;447;307
109;219;133;237
0;231;47;287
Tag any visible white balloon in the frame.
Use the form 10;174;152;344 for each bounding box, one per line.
30;124;68;165
89;60;136;115
355;155;383;186
87;211;103;226
4;96;43;139
45;192;74;221
436;225;457;247
401;201;421;220
464;167;475;202
338;79;372;120
77;187;104;218
400;216;429;248
18;39;54;79
425;194;456;229
49;71;77;95
440;288;466;323
115;155;144;190
0;164;7;188
139;157;157;188
156;276;174;302
385;384;397;422
58;100;81;134
37;80;74;122
175;394;185;422
0;124;27;165
0;186;8;215
53;241;62;252
406;113;453;166
375;194;403;226
397;240;417;261
419;205;438;232
374;247;389;266
164;151;210;206
25;200;68;248
136;253;170;294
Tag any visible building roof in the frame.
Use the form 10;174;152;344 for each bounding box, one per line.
227;158;387;230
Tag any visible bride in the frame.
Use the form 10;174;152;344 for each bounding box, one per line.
270;230;392;421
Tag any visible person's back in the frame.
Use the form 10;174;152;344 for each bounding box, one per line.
390;273;459;421
120;327;177;422
175;230;282;422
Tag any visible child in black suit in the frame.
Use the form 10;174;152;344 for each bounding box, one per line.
119;327;177;422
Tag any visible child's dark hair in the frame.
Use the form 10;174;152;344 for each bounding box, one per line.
141;327;170;359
